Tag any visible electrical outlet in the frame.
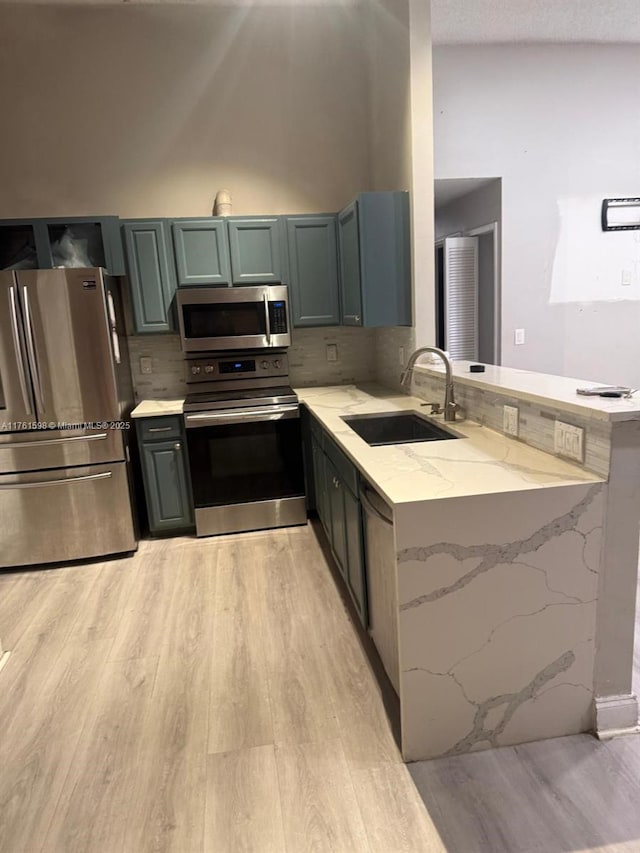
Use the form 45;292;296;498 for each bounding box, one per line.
622;269;632;286
503;405;519;437
514;328;525;346
140;357;153;375
554;421;584;462
399;346;405;366
326;344;338;363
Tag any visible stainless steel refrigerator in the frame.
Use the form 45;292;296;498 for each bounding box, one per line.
0;268;137;568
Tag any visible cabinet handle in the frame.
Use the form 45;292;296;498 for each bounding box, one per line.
174;442;181;451
148;426;172;433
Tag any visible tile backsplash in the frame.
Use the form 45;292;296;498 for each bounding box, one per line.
374;326;415;390
127;326;377;402
128;335;186;401
412;368;612;477
289;327;376;387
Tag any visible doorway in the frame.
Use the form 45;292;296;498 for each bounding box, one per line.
434;178;502;365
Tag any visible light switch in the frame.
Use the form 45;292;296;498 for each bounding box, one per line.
622;269;632;286
326;344;338;363
503;405;519;437
514;328;525;346
554;420;584;462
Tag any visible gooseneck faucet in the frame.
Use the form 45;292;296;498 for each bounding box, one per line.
400;346;459;422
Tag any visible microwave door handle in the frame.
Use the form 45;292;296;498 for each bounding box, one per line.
9;285;33;416
264;293;271;345
22;286;45;412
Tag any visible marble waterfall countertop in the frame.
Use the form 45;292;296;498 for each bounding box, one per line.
295;384;603;506
131;399;185;418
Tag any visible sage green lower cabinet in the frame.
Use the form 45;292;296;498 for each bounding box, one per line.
305;412;368;627
343;486;366;626
286;215;340;327
172;218;231;286
326;457;348;580
122;220;177;334
137;417;194;535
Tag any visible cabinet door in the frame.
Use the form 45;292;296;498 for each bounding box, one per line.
0;217;124;275
287;216;340;327
326;459;348;578
344;485;367;627
172;219;232;287
355;192;411;327
123;220;177;334
228;218;283;284
141;438;194;533
312;438;330;536
337;201;363;326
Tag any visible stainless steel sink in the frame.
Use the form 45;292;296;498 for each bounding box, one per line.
341;411;460;446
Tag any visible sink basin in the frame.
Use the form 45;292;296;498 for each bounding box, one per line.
341;411;459;446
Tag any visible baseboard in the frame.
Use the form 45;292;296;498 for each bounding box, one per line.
595;694;640;739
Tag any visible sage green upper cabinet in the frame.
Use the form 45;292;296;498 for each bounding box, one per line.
286;215;340;327
172;218;232;287
0;216;124;275
122;220;177;334
337;201;362;325
337;191;411;327
227;217;284;284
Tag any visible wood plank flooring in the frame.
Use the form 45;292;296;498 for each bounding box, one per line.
0;523;440;853
1;522;640;852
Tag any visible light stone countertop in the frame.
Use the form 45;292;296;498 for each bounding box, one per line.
295;383;604;507
131;399;185;419
417;361;640;422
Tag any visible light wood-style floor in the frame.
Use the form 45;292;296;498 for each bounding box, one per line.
1;522;640;853
0;523;440;853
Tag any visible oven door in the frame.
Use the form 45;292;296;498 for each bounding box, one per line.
184;403;306;536
177;285;291;352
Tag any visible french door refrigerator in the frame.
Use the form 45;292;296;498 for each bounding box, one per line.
0;268;137;568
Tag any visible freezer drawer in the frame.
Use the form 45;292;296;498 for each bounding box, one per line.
0;462;136;568
0;427;125;474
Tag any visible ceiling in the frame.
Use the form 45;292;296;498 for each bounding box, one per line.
434;178;498;207
2;0;639;43
431;0;640;44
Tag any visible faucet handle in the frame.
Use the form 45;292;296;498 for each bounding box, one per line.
420;401;444;415
446;401;464;422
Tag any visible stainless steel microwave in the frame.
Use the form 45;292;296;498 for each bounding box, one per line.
177;285;291;352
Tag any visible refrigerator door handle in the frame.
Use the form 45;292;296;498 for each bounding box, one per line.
4;432;109;450
0;471;112;490
21;285;45;412
8;285;33;417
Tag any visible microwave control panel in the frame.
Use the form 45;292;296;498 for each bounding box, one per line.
269;301;288;335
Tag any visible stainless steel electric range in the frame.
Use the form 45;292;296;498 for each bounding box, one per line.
183;350;306;537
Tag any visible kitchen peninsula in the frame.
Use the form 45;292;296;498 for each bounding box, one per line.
134;361;640;763
297;362;640;761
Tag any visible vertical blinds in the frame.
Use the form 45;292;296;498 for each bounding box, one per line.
444;236;479;360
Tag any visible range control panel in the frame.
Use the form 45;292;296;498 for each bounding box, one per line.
185;352;289;384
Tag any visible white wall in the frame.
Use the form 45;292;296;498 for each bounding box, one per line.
433;44;640;386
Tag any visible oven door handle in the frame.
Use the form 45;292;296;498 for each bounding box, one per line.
185;404;299;428
263;293;272;345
